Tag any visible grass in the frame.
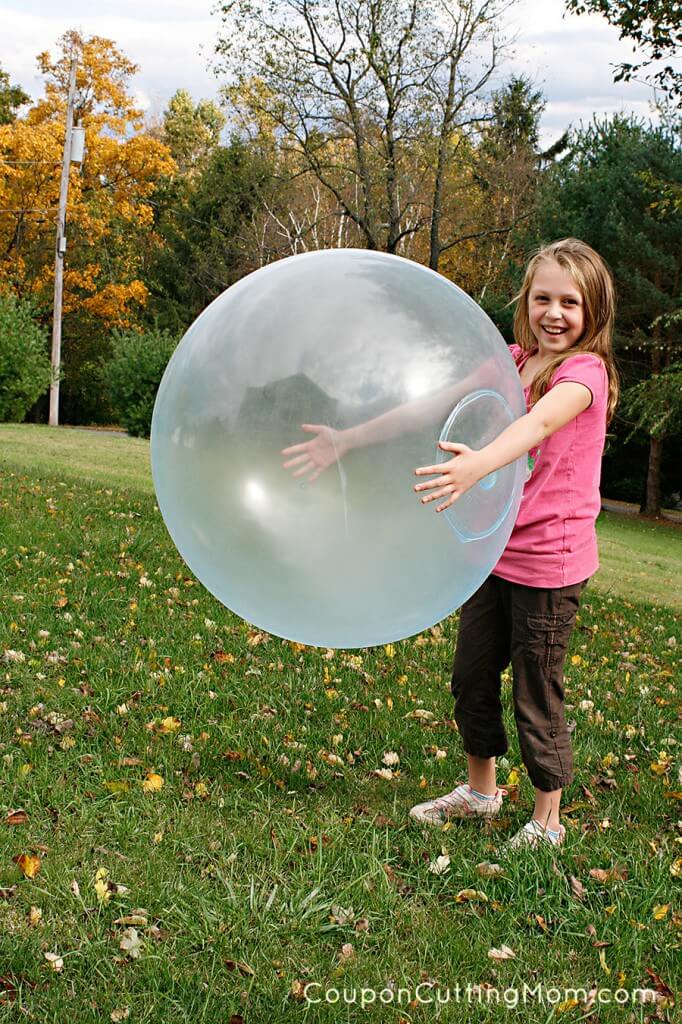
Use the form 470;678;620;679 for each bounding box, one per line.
0;425;680;1023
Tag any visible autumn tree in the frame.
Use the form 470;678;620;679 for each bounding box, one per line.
214;0;511;269
0;31;174;421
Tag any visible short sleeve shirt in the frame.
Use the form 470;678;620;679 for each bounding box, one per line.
493;344;609;588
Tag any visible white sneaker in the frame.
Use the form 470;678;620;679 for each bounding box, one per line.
409;783;505;826
505;819;566;850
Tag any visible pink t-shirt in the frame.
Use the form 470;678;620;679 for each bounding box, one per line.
493;344;609;589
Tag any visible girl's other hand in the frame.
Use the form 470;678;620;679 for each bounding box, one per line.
414;441;484;512
282;424;348;481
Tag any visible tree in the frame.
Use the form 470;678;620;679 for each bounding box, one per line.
146;136;274;330
0;32;174;421
215;0;511;269
0;64;29;124
529;116;682;513
162;88;225;176
565;0;682;99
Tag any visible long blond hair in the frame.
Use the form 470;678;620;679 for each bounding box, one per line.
513;238;619;424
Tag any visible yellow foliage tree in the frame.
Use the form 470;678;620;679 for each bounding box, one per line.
0;31;175;329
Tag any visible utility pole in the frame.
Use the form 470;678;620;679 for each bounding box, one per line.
49;53;78;427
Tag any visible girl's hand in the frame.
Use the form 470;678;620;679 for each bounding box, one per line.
282;424;348;481
414;441;486;512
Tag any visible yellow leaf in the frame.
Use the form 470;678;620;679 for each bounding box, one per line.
384;644;395;658
455;888;488;903
506;768;520;786
653;903;670;920
142;772;164;794
598;948;610;974
13;853;41;878
670;858;682;878
104;780;130;795
158;716;181;734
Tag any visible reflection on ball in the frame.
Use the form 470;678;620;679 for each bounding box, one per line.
151;249;526;648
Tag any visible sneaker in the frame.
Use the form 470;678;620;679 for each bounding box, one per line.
409;783;505;826
505;819;566;850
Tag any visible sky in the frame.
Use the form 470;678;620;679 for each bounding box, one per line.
1;0;664;147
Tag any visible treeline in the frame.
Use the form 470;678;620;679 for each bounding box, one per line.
0;6;680;513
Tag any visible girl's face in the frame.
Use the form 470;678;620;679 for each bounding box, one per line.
528;260;585;358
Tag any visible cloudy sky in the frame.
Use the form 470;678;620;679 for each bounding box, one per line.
2;0;662;146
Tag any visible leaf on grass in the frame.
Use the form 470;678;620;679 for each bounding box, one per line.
158;717;181;734
224;959;255;977
0;887;17;899
104;781;130;795
598;948;610;974
589;865;628;883
114;911;148;927
428;853;451;875
455;888;487;903
488;945;515;960
119;928;143;959
110;1009;130;1022
475;862;505;878
652;903;670;920
644;967;674;999
12;853;41;879
141;772;164;794
569;875;586;901
28;906;42;926
404;709;434;721
338;943;354;964
44;952;63;972
670;858;682;878
5;810;28;826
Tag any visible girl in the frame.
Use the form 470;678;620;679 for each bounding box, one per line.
409;238;619;849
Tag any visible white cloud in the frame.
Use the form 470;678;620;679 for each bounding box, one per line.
1;0;663;143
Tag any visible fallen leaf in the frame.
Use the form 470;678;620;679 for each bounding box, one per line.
110;1009;130;1022
644;967;674;999
569;875;586;901
455;888;488;903
652;903;670;920
224;959;255;977
28;906;42;926
429;851;451;875
475;862;505;878
44;952;63;972
119;928;143;959
12;853;41;879
141;772;164;794
589;865;628;883
5;810;28;826
488;945;515;960
338;943;354;964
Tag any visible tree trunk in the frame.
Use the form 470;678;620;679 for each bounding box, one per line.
641;435;663;515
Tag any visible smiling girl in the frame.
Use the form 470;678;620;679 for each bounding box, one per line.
410;238;620;849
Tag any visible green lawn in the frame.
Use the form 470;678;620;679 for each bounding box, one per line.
0;424;680;1022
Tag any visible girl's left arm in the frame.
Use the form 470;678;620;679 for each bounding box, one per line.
415;381;592;512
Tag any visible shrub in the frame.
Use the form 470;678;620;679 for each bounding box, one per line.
0;294;52;421
104;327;178;437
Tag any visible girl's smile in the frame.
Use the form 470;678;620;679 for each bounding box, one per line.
528;260;585;356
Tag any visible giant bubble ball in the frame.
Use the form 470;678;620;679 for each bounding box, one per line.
151;249;526;649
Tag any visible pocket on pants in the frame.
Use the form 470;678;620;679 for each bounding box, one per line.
526;612;575;668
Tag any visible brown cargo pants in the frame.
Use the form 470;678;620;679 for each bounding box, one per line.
450;574;587;793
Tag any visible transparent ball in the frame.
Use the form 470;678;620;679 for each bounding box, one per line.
151;249;525;648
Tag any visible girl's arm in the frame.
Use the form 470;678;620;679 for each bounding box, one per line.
282;358;498;479
415;381;593;512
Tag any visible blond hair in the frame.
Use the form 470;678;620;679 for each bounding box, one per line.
513;238;619;424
